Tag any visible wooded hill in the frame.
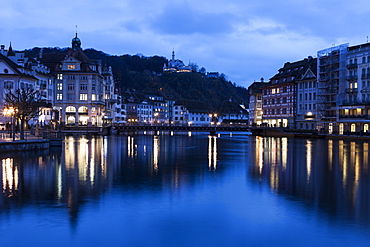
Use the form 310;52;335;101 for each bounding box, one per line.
25;48;248;108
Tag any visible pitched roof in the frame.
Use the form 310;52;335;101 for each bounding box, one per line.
216;100;247;115
269;56;317;82
175;100;211;113
39;49;98;73
0;53;37;80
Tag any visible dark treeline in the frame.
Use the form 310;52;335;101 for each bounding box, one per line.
25;47;248;108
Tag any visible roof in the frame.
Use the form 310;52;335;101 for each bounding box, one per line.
0;53;38;80
39;48;98;73
269;56;317;82
216;100;247;115
175;100;211;113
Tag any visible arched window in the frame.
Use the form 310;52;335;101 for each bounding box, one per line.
78;106;88;113
364;124;369;133
351;123;356;132
66;106;76;113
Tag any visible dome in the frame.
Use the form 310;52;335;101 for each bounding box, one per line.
72;33;81;50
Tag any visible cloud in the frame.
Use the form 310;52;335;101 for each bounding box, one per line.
148;2;237;35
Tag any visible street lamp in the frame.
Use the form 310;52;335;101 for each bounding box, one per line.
154;112;159;126
3;106;16;141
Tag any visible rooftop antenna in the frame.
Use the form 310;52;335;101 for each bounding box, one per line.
367;36;369;43
75;25;78;36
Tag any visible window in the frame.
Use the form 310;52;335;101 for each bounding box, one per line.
92;94;96;101
4;81;13;90
57;93;63;100
57;83;63;91
57;74;63;80
80;84;88;91
67;83;75;90
272;89;276;94
66;106;76;112
80;93;88;100
68;65;76;70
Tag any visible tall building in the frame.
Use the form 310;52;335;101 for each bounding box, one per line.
261;58;315;128
295;57;318;130
316;43;348;133
248;79;268;126
338;42;370;134
39;34;110;127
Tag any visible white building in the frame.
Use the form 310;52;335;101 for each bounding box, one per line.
163;51;192;73
39;34;108;127
173;100;211;126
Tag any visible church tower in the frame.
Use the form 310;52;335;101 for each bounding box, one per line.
72;33;82;50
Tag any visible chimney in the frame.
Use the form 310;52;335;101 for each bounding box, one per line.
0;45;5;55
261;77;264;83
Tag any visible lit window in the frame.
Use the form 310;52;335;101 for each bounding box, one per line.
68;65;76;70
80;94;88;101
57;74;63;80
57;83;63;91
92;94;96;101
57;93;63;100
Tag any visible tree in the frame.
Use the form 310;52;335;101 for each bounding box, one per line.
189;62;199;73
5;88;46;140
199;67;206;75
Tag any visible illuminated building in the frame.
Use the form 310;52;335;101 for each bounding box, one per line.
38;34;111;126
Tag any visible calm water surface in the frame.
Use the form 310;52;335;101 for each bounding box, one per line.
1;132;370;246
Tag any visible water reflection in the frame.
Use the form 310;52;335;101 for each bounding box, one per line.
250;136;370;224
208;135;217;170
2;158;18;197
0;134;219;216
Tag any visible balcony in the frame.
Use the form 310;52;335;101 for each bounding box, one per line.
346;63;358;69
346;75;357;81
345;88;358;93
339;115;368;120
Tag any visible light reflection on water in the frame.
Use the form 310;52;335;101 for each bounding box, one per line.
1;134;370;246
249;137;370;226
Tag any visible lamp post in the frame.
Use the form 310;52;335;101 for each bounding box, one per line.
3;107;16;140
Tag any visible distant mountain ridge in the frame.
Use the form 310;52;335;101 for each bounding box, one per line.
24;47;248;108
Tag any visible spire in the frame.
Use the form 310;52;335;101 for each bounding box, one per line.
7;42;15;56
172;50;175;61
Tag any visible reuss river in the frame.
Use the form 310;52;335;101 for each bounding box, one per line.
1;132;370;246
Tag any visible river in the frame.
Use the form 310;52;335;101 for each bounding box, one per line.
1;132;370;246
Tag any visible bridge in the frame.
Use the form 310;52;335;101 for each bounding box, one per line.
112;125;250;135
45;125;251;136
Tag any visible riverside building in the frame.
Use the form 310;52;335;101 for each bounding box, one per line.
39;34;112;127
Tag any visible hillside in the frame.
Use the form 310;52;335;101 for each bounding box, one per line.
25;47;248;108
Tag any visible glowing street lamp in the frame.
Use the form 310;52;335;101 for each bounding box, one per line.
3;106;17;141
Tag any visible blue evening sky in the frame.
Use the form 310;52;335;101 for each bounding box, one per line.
1;0;369;87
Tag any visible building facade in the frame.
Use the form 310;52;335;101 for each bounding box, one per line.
39;34;108;127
